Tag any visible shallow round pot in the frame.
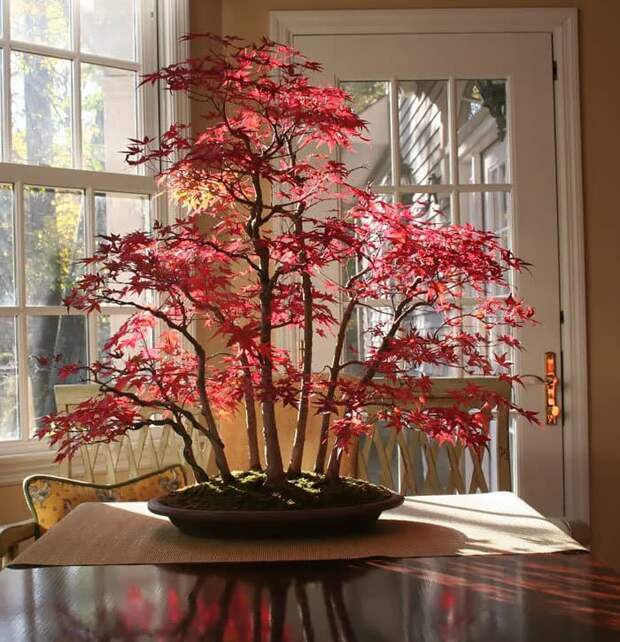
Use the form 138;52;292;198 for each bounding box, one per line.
147;491;404;539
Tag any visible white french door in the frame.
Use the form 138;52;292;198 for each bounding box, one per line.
295;31;564;516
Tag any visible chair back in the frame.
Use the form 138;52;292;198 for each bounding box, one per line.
54;384;215;483
355;377;511;494
23;465;187;536
53;384;357;481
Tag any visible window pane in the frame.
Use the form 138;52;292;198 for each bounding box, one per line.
340;81;392;186
460;191;511;239
95;192;151;305
401;191;451;224
95;191;149;237
25;186;85;306
82;64;137;173
11;0;71;50
96;312;153;360
460;191;512;296
457;80;510;184
28;315;87;431
0;185;15;305
401;309;453;377
80;0;136;61
96;312;129;358
399;80;449;185
0;316;19;440
11;52;73;167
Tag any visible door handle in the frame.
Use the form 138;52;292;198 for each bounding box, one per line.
544;352;561;425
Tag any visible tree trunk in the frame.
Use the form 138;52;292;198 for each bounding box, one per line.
240;351;261;470
192;338;233;481
325;443;343;481
323;300;413;480
288;269;313;477
259;284;285;487
314;298;357;473
199;400;233;482
170;420;209;483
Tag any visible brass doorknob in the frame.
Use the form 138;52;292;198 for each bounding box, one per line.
544;352;561;425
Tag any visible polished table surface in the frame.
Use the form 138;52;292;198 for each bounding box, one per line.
1;552;620;641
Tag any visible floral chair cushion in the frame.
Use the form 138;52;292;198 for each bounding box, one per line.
24;465;187;536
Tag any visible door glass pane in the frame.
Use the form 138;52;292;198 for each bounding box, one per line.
358;305;390;361
0;316;19;440
81;64;137;173
11;52;73;167
459;190;512;297
460;190;511;241
80;0;136;61
400;309;453;377
340;81;392;186
457;79;509;184
11;0;71;50
401;191;451;224
0;185;15;305
25;186;85;306
398;80;449;185
28;315;87;431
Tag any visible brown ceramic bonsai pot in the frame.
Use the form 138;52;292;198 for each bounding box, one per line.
147;491;404;539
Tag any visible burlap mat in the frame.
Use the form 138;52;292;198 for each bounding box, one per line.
11;492;584;567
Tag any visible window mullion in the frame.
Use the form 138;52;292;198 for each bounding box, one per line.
447;76;460;225
85;186;98;364
23;306;87;316
72;0;82;169
78;52;140;73
389;78;401;188
1;0;10;162
14;178;30;442
447;76;464;375
7;40;74;60
6;42;140;73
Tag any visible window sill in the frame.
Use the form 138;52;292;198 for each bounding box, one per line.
0;443;58;486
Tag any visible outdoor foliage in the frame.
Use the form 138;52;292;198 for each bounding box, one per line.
36;35;537;487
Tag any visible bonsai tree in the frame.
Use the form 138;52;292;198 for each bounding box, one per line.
37;35;537;493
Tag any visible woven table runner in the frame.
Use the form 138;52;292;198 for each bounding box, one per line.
11;491;584;567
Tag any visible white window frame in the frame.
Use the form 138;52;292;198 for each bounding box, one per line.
0;0;190;484
270;8;588;527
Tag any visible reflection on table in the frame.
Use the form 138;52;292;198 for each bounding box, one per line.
2;553;620;641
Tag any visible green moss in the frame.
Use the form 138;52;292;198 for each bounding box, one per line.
159;471;393;511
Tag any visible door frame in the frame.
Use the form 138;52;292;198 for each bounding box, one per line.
270;8;588;526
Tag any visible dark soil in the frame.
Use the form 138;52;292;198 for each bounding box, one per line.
158;471;393;511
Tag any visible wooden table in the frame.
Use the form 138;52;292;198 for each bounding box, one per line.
1;552;620;640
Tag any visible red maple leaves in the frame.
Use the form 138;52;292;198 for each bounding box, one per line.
36;35;538;485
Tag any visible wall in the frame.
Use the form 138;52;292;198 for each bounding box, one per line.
191;0;620;570
0;484;30;523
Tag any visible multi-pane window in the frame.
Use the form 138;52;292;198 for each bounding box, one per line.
340;78;511;376
0;0;160;444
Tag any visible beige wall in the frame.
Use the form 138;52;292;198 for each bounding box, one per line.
0;484;30;523
191;0;620;569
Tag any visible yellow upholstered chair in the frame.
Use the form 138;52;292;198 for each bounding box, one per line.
23;464;187;537
0;465;186;567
